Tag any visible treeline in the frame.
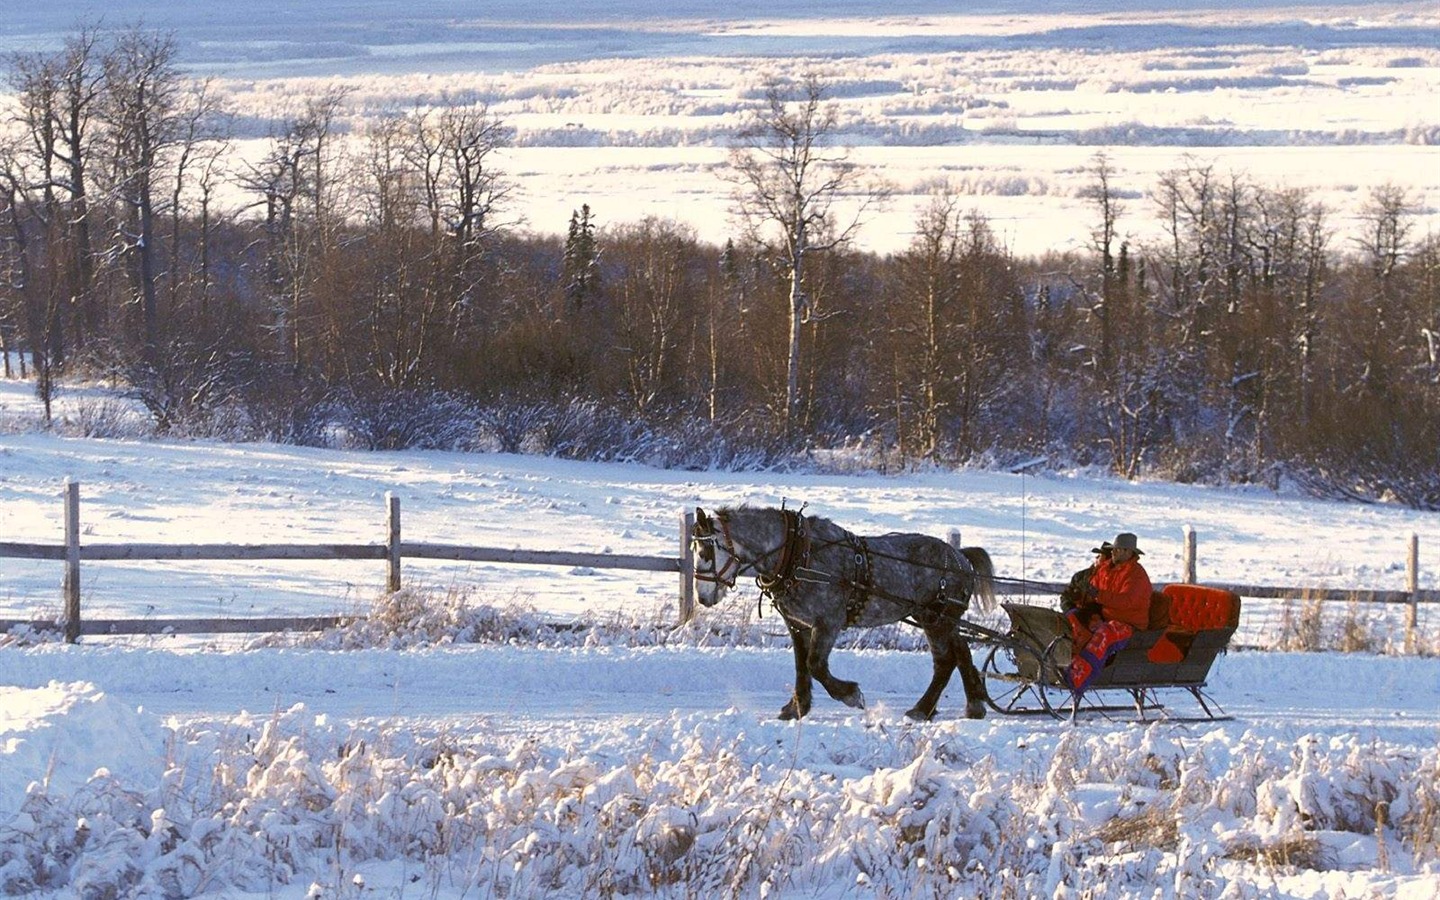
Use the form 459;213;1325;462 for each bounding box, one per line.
2;28;1438;507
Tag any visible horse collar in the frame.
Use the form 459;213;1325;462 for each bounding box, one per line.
757;508;810;599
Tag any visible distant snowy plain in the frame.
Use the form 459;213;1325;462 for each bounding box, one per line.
2;1;1436;254
4;2;1440;896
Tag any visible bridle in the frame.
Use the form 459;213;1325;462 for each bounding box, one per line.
693;508;810;599
692;513;743;589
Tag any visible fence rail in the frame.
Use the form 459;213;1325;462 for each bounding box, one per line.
0;483;1430;644
0;482;691;641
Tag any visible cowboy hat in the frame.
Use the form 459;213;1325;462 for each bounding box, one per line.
1089;540;1113;554
1112;532;1144;555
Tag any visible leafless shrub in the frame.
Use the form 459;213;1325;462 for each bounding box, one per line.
1093;806;1179;852
1407;772;1440;864
252;582;948;654
69;396;146;439
338;388;478;451
0;621;65;648
1275;594;1324;651
1337;598;1383;653
1224;833;1326;871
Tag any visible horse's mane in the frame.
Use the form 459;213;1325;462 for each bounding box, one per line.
718;504;849;541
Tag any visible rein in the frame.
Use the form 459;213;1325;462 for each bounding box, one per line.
987;573;1066;594
794;531;970;627
795;557;963;626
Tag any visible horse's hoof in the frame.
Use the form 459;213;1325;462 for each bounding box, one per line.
843;688;866;710
904;707;933;722
965;701;987;720
779;699;807;720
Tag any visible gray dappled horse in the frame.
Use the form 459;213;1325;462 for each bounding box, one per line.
691;505;996;721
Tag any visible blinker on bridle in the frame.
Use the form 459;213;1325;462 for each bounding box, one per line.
693;514;741;588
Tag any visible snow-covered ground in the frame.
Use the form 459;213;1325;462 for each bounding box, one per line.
3;375;1440;897
3;2;1440;895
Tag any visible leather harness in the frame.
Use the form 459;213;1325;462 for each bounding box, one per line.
707;506;967;629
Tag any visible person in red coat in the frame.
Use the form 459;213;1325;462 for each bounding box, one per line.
1087;532;1152;628
1067;532;1152;691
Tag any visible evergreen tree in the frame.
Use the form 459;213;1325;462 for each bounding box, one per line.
563;204;600;309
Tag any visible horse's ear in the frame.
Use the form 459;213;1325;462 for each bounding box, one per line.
694;506;708;526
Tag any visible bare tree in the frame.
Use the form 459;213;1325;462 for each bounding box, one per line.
607;218;701;413
405;103;512;305
1081;151;1124;374
0;131;31;381
100;28;185;363
0;131;66;420
1414;234;1440;383
1153;157;1219;354
9;27;106;358
889;194;960;458
165;77;228;322
236;87;351;373
1354;183;1415;397
1358;183;1413;286
727;72;887;432
1246;185;1328;455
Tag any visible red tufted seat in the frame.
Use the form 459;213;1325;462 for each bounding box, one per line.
1158;583;1241;631
1137;584;1242;668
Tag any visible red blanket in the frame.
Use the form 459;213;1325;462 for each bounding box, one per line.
1066;617;1134;693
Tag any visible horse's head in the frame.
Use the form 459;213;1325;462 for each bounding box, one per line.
692;506;740;607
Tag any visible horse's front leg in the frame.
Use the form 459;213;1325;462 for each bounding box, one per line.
779;618;813;720
807;622;865;711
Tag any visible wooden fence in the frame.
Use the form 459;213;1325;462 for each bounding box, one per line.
0;481;692;641
0;483;1432;644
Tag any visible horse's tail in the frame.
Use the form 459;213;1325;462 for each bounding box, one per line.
960;546;997;614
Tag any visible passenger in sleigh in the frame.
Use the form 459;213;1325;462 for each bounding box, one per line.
1063;532;1152;692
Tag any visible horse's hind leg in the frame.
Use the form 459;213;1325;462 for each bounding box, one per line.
907;629;986;721
906;626;957;721
780;619;814;720
807;623;865;711
954;639;987;719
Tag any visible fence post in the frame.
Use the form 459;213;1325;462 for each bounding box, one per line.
1183;526;1197;584
63;480;81;643
1407;532;1419;654
387;493;401;593
678;510;695;623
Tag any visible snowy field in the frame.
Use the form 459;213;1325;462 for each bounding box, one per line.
3;375;1440;897
3;1;1437;254
3;2;1440;896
